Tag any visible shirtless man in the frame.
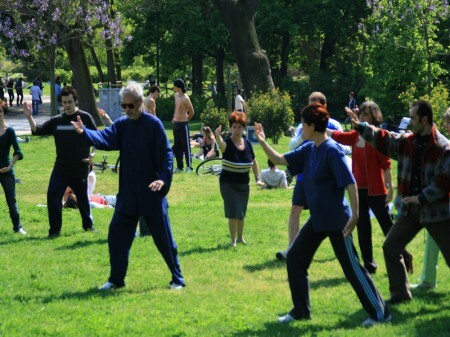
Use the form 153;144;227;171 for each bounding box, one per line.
144;84;160;116
172;78;195;172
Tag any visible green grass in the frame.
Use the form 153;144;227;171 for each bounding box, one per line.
0;127;449;337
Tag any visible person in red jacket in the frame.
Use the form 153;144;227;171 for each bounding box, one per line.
330;101;413;274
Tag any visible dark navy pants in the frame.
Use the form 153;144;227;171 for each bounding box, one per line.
107;210;185;287
172;121;191;170
0;172;22;231
47;165;93;235
286;220;388;322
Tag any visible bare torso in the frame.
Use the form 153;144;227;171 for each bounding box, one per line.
173;93;194;122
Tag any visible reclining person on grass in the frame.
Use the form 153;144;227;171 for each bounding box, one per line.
256;159;290;189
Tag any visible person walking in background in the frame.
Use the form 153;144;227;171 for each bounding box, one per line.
255;103;390;327
71;81;185;291
172;78;195;172
410;107;450;290
234;89;246;112
209;81;217;97
144;84;160;116
23;86;97;237
30;81;42;116
55;76;62;113
349;100;450;305
6;78;14;107
348;91;358;112
14;77;24;106
213;111;260;247
0;99;26;235
330;101;413;275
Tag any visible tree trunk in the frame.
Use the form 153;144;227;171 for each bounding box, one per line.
88;45;105;83
114;49;122;82
192;53;203;95
280;32;290;77
47;46;57;116
214;0;274;97
105;38;117;85
64;37;102;126
216;47;225;97
320;32;336;71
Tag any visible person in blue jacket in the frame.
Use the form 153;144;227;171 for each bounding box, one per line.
71;81;185;291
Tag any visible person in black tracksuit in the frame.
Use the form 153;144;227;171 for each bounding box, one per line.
23;86;97;237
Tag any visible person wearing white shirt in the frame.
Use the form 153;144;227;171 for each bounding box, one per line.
257;159;289;189
234;89;245;112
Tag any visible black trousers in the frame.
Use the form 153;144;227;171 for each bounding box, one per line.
107;210;185;287
172;121;191;170
47;165;93;235
357;189;411;273
286;219;388;322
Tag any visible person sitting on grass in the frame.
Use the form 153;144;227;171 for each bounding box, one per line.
196;126;219;160
256;159;290;189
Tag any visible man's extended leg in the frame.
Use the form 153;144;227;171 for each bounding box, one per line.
47;167;69;235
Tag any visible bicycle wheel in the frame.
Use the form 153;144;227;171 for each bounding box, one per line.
196;157;222;176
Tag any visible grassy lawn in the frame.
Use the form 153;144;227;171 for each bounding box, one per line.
0;125;448;337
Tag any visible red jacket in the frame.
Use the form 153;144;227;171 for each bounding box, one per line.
332;130;391;196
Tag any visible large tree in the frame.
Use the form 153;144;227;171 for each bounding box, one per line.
0;0;126;123
213;0;274;96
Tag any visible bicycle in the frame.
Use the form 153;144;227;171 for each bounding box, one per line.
92;155;120;173
195;157;222;176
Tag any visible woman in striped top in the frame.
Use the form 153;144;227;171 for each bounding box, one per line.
214;111;260;247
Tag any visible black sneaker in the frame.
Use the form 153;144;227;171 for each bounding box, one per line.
85;227;98;233
276;251;287;260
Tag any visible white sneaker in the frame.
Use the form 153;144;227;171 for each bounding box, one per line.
277;313;295;323
99;282;117;290
170;283;184;290
15;228;27;235
409;282;436;290
362;314;392;328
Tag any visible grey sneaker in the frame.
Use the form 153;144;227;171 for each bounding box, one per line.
174;168;184;173
99;282;118;290
410;282;436;290
15;228;27;235
277;313;295;323
362;314;392;328
185;167;193;173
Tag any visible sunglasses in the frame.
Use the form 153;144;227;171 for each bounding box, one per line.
121;103;135;109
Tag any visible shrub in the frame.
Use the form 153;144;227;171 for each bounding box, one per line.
156;97;175;121
399;82;449;132
247;89;294;144
200;99;229;132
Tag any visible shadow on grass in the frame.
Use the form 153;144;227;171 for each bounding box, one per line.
243;260;286;272
178;243;231;256
40;287;123;303
55;238;108;250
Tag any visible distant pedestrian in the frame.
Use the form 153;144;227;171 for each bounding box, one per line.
234;89;246;112
144;84;160;116
15;78;24;106
30;81;42;116
6;78;14;107
0;77;5;101
209;81;217;97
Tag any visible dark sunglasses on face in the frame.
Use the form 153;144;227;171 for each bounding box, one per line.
121;103;135;109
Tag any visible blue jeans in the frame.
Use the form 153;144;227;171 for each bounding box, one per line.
32;99;39;115
0;172;22;231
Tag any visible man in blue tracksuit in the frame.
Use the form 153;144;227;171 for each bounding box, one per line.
72;81;185;290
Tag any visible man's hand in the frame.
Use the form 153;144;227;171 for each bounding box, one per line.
386;186;394;204
343;215;358;237
215;125;222;138
402;195;420;205
23;102;32;118
149;179;165;192
254;122;266;142
71;115;84;134
345;107;360;128
0;165;12;173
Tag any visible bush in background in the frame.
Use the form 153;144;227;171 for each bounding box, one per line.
200;99;229;131
247;89;294;144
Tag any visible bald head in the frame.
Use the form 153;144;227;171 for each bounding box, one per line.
308;92;327;106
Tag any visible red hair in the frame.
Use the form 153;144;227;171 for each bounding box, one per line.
301;102;329;132
229;111;247;127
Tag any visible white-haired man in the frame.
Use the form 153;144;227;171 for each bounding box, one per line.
72;81;185;290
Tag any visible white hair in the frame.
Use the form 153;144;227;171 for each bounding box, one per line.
119;81;144;101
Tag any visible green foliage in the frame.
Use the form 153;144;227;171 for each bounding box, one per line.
121;66;154;82
200;99;229;131
189;95;208;121
155;97;175;121
399;82;449;131
247;89;294;144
